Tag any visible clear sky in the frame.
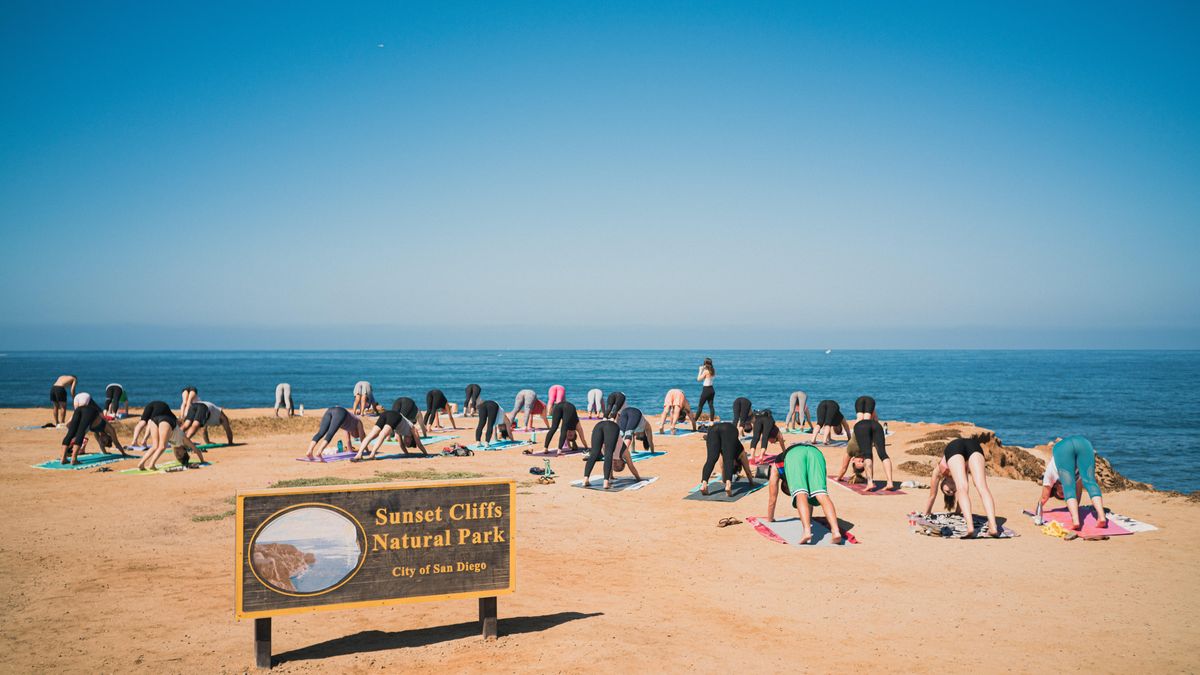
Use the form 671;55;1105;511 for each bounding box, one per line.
1;1;1197;349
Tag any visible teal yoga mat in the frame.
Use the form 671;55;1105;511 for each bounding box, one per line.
630;450;666;462
685;479;766;502
468;439;533;451
33;453;133;470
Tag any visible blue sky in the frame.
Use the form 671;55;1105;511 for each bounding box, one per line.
1;1;1197;348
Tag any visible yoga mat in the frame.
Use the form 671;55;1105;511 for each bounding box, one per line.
127;445;150;451
684;479;766;502
1025;507;1133;537
571;476;659;492
195;442;232;450
383;435;457;445
15;425;54;430
467;439;533;451
295;451;357;463
33;453;133;470
830;477;907;496
630;450;666;462
369;451;437;461
526;447;586;457
816;440;847;447
784;427;814;434
120;461;211;475
1109;512;1158;533
746;516;859;546
910;513;1017;539
666;428;695;437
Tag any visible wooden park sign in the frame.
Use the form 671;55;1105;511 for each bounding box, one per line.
235;479;514;668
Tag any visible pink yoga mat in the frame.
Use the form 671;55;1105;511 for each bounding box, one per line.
1036;507;1131;537
830;477;906;496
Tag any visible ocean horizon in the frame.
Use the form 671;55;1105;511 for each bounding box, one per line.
4;349;1197;492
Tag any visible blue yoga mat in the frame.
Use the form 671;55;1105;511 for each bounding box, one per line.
630;450;667;462
468;439;533;451
33;453;133;470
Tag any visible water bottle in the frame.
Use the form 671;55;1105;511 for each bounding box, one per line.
299;404;304;416
337;440;343;453
531;431;537;443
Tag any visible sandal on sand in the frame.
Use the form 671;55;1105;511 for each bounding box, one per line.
717;517;742;528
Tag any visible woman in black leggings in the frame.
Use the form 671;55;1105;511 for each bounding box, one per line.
464;384;482;417
700;421;755;497
732;397;752;430
423;389;457;430
60;395;125;464
603;391;626;419
811;400;851;445
749;409;787;462
474;400;513;446
544;400;586;455
582;419;645;489
695;358;717;421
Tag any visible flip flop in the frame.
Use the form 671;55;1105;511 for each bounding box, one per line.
717;517;742;528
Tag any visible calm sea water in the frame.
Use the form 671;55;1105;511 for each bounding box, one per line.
2;350;1196;492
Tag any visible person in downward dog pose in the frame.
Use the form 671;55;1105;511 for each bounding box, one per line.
104;383;129;417
603;391;626;419
423;388;458;430
303;406;364;462
586;388;604;418
510;389;549;431
390;396;427;436
785;390;812;431
658;388;696;433
748;409;788;463
1032;435;1109;531
60;393;127;464
354;409;429;460
544;399;587;455
849;395;895;490
463;383;482;417
581;418;645;489
732;396;753;430
274;383;294;417
765;443;845;545
134;400;203;471
921;438;1003;538
700;421;755;497
810;399;851;445
474;399;514;446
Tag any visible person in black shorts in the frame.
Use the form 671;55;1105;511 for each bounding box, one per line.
391;396;427;435
423;389;457;430
49;375;77;425
463;384;482;417
134;400;203;471
811;400;850;445
355;409;429;460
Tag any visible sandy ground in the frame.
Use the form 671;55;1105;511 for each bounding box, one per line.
2;406;1197;673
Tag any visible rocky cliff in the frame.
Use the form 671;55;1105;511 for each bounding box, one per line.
252;543;316;592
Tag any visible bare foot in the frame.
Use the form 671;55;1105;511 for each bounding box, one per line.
799;530;813;545
604;480;612;490
699;482;710;496
831;534;844;545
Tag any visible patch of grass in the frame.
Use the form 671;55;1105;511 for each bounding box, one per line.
910;442;948;457
915;429;963;442
374;469;484;481
192;509;236;523
899;460;934;476
268;469;484;490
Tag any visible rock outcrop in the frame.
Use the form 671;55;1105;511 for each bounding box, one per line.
252;543;316;592
903;423;1151;491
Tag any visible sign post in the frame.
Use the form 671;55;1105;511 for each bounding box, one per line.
235;479;514;669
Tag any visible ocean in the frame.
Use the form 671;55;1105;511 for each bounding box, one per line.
2;350;1196;492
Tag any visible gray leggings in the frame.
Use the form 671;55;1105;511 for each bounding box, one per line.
511;390;536;417
313;407;349;442
275;383;292;411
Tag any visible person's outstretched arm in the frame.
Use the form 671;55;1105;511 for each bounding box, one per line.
1033;485;1054;525
921;466;943;515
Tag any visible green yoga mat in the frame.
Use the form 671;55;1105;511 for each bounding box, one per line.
195;443;231;450
120;461;212;475
33;453;133;470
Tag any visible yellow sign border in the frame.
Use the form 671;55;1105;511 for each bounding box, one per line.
235;479;515;619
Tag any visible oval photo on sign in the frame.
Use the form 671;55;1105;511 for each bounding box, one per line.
251;506;365;595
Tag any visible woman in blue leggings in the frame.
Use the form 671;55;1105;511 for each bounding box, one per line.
1034;435;1108;530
